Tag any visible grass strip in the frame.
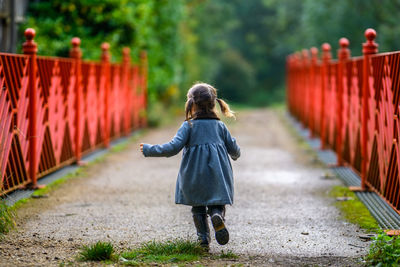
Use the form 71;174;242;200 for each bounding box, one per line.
329;185;379;231
0;197;16;236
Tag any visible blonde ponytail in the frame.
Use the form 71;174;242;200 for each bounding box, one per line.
217;98;235;119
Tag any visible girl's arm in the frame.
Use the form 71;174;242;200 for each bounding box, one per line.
223;125;240;160
141;122;190;157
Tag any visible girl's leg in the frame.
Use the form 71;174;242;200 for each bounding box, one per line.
207;205;229;245
191;206;211;249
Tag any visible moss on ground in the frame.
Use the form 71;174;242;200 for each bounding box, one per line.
329;185;379;231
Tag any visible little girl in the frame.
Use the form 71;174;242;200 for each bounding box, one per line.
140;82;240;249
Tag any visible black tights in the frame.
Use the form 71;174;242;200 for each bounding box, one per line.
191;205;225;216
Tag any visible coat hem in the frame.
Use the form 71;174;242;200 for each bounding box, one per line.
175;200;233;206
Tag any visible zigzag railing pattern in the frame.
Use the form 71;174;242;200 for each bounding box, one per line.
287;29;400;214
0;29;147;195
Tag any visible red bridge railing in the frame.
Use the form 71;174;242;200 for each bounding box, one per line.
287;29;400;215
0;29;147;195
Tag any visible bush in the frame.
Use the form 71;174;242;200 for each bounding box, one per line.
365;232;400;266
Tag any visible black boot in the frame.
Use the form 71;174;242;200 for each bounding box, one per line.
191;206;210;248
209;206;229;245
192;214;211;249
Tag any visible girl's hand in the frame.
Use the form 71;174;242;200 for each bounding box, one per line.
140;143;144;153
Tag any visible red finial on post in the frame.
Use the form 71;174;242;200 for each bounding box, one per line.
310;47;318;62
101;42;110;62
302;49;310;62
22;28;37;54
338;38;350;60
363;29;378;55
322;43;331;61
70;37;82;59
123;47;130;63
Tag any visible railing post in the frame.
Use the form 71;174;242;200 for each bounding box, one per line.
23;29;39;189
140;50;148;127
70;37;83;163
361;29;378;190
302;49;310;128
336;38;350;166
287;55;294;114
122;47;131;136
293;53;299;119
101;43;111;147
309;47;318;137
320;43;331;149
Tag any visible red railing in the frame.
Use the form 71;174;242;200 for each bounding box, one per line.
287;29;400;215
0;29;147;195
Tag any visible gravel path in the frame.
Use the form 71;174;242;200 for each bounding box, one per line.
0;109;369;266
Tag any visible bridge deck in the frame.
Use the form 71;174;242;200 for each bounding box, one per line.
0;108;369;266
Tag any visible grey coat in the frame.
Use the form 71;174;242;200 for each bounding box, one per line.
142;119;240;206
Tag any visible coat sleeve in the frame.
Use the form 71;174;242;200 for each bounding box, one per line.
223;124;240;161
142;122;190;157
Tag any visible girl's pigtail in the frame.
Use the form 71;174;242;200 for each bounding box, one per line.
185;98;194;123
217;98;235;119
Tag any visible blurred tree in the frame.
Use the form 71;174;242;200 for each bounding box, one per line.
21;0;185;107
22;0;400;108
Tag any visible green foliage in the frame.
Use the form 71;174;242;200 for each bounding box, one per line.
120;239;206;265
22;0;400;109
22;0;185;108
366;232;400;266
0;197;16;235
214;49;255;103
79;241;114;261
329;186;379;231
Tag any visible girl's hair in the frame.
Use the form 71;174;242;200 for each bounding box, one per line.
185;82;235;121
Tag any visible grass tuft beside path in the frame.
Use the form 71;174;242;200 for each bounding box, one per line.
120;239;206;265
79;241;114;261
